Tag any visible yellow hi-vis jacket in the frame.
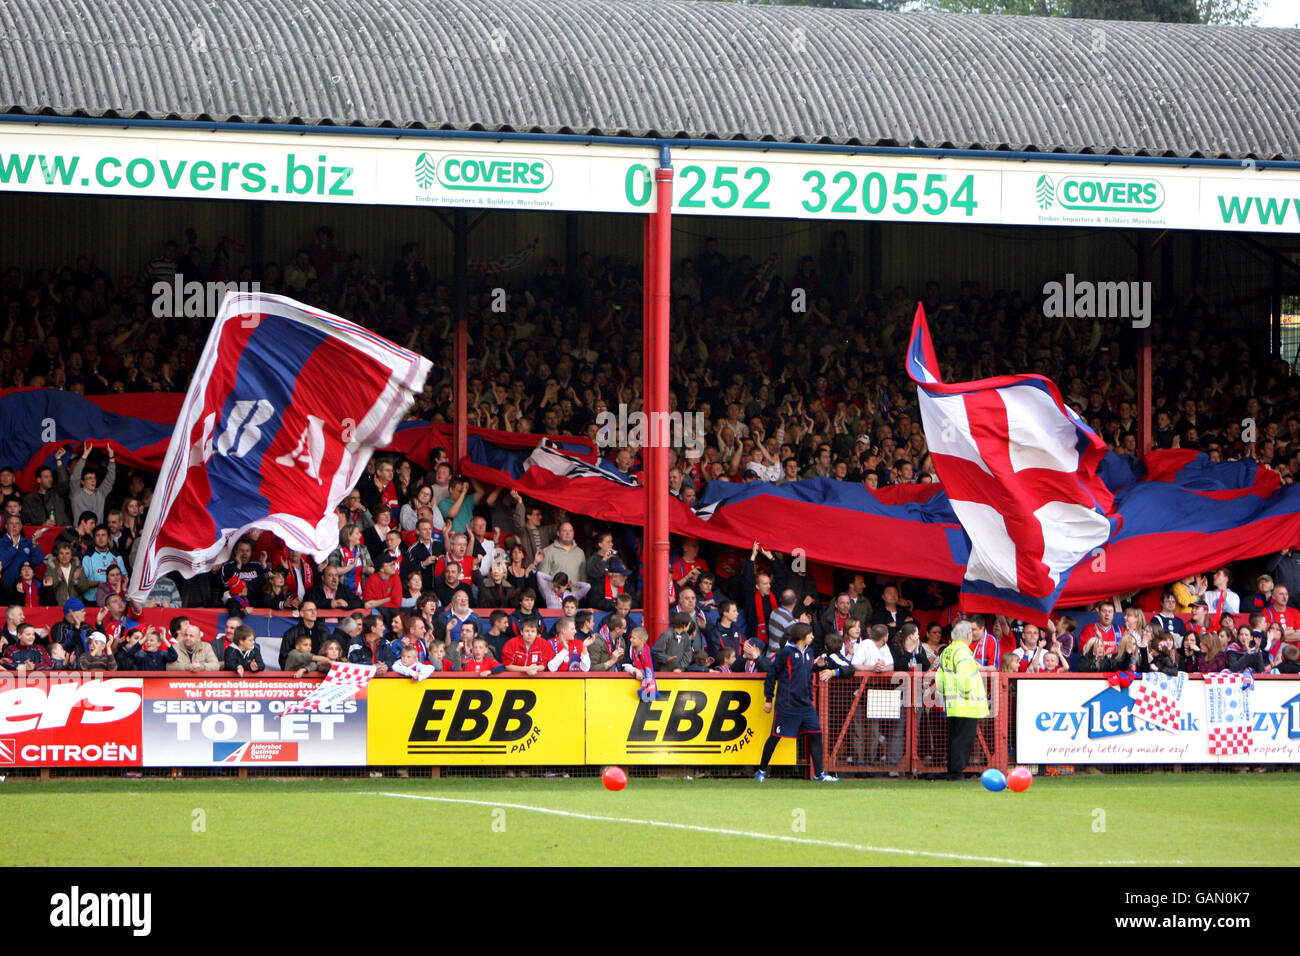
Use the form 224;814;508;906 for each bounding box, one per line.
936;640;990;718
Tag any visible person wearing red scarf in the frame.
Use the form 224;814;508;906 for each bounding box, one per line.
14;561;41;607
739;542;780;646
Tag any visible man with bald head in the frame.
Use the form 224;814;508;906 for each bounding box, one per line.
537;521;587;584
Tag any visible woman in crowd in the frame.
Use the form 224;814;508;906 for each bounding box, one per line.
400;484;435;532
1196;628;1231;673
401;571;423;609
1145;628;1180;676
478;560;513;609
1078;636;1121;673
327;523;373;594
1177;631;1202;672
506;543;539;595
255;567;297;611
920;621;945;668
1226;624;1269;672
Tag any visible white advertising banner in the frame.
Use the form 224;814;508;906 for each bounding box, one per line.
1016;676;1300;764
2;123;1300;231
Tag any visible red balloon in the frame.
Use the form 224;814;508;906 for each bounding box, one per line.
602;766;628;791
1118;672;1133;688
1107;673;1120;687
1008;766;1033;792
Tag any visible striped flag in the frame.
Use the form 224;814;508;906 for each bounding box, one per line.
128;293;430;602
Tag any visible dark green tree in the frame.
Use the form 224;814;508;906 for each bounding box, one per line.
919;0;1260;24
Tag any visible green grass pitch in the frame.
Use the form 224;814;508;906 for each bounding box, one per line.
4;773;1294;866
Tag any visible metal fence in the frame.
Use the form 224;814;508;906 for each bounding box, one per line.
815;671;1006;776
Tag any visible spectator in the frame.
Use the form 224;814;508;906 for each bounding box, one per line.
169;623;220;671
892;621;929;673
1150;592;1187;637
219;539;266;606
327;523;372;593
1;623;52;672
305;565;362;612
21;459;70;526
82;525;127;594
286;634;330;677
0;515;44;589
1274;643;1300;674
42;543;92;607
590;613;627;672
1226;625;1269;672
1266;549;1300;606
392;642;435;681
1196;628;1231;673
69;440;115;523
1077;602;1120;655
1204;568;1240;617
462;635;505;675
223;625;265;675
256;567;297;611
870;584;913;639
1262;585;1300;629
362;554;403;610
511;490;555;564
278;601;331;669
537;521;586;585
11;560;41;607
501;618;552;674
652;612;695;674
95;594;138;644
78;632;116;671
537;570;590;610
53;512;97;563
547;616;590;672
127;626;177;671
436;590;483;648
94;564;128;608
1170;574;1206;613
52;598;93;654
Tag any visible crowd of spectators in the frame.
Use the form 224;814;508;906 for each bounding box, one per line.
2;225;1300;677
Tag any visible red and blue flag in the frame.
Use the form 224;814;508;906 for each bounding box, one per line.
127;293;429;602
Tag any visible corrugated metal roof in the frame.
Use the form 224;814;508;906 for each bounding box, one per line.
1;0;1298;158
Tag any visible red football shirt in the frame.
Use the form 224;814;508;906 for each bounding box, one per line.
463;656;502;674
1079;622;1119;653
362;573;403;609
1263;605;1300;629
433;555;477;580
500;636;554;668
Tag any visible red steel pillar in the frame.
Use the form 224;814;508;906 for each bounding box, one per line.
642;153;673;643
454;209;469;469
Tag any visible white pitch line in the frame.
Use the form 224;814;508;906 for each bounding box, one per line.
368;790;1050;866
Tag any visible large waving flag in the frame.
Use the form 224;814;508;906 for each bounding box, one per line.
906;304;1115;624
127;293;430;602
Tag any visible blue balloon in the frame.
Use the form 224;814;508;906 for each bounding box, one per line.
981;769;1007;792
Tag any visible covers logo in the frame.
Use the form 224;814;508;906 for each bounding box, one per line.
0;738;14;763
1036;174;1054;210
414;152;436;190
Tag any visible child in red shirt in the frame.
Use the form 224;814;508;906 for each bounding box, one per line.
462;636;504;675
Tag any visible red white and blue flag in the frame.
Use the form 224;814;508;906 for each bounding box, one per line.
127;293;430;602
906;305;1115;625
